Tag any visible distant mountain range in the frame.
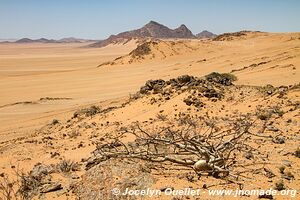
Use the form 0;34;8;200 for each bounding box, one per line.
3;37;97;44
196;30;217;39
89;21;216;48
1;21;216;46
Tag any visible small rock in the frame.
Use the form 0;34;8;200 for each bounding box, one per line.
274;180;285;191
267;125;279;132
282;170;294;180
273;136;285;144
51;119;59;125
264;168;275;178
278;165;285;174
40;183;62;193
160;186;174;192
193;160;212;172
282;160;292;167
258;193;273;199
244;151;254;160
294;148;300;158
50;152;60;158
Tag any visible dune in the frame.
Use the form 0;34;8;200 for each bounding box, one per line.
1;32;299;140
0;31;299;199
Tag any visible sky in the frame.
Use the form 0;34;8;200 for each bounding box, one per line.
0;0;299;40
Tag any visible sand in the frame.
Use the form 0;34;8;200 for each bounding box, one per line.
0;32;299;199
1;32;299;142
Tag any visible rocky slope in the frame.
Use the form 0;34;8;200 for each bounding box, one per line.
98;39;200;66
212;31;264;41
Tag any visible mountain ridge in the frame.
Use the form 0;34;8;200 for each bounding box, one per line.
3;21;217;46
12;37;96;43
90;21;215;48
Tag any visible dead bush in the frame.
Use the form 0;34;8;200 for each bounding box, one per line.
0;173;17;200
129;93;141;101
56;160;81;173
256;109;272;120
16;173;41;199
16;163;55;199
177;114;197;127
156;113;168;121
87;114;264;181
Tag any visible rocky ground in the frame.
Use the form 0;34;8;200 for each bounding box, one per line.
1;73;299;199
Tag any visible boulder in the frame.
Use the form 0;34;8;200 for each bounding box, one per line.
140;79;165;94
177;75;194;85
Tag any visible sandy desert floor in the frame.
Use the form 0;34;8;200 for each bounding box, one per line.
0;41;139;141
1;32;299;142
0;32;299;199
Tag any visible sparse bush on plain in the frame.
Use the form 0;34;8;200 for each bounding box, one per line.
129;93;141;101
256;109;272;120
17;170;45;199
56;160;81;173
73;105;101;118
156;113;168;121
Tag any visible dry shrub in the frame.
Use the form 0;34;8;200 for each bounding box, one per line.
0;173;17;200
56;160;81;173
87;114;264;180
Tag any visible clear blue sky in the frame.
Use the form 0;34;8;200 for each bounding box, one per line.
0;0;299;39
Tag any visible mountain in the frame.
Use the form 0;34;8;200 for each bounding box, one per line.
196;30;217;39
0;39;17;42
57;37;97;43
15;38;57;43
15;38;38;43
113;21;195;39
14;37;96;44
89;21;196;48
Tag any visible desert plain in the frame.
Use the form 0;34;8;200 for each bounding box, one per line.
0;31;300;199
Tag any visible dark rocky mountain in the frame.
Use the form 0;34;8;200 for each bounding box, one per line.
196;30;217;39
89;21;196;48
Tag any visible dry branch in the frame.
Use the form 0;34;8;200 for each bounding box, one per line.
86;115;263;179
